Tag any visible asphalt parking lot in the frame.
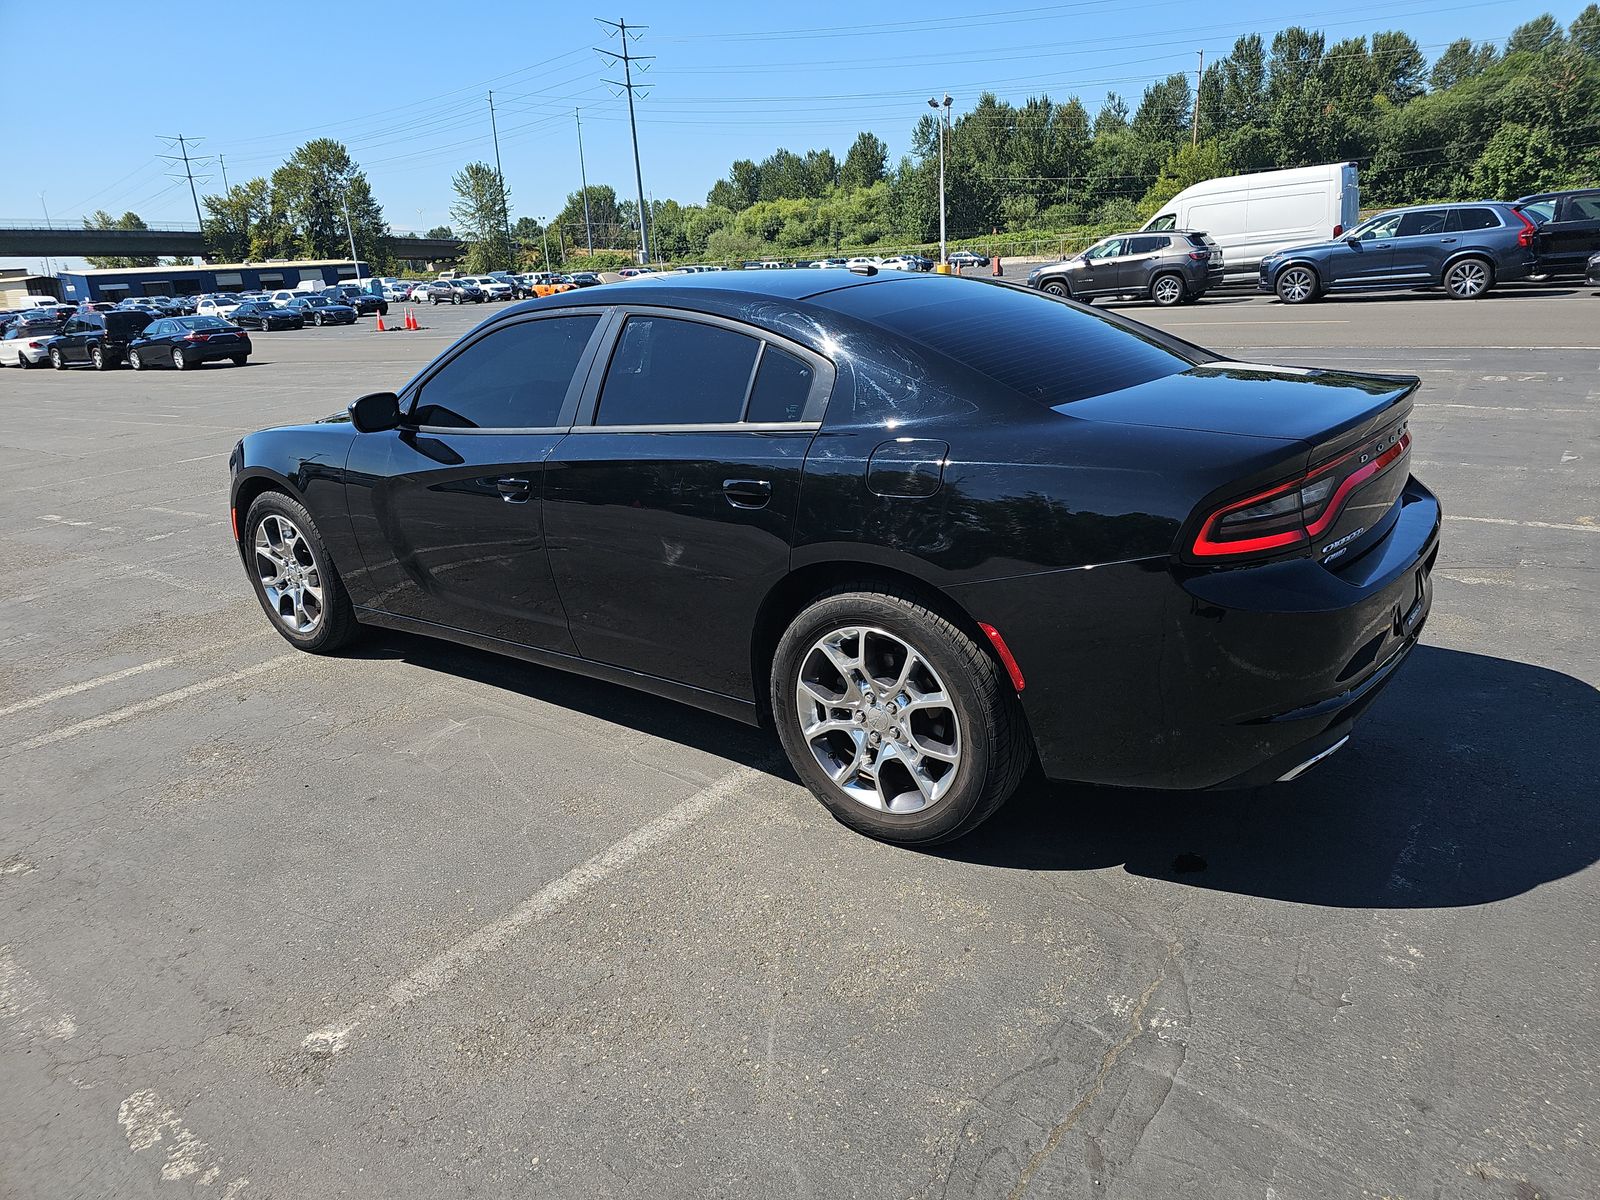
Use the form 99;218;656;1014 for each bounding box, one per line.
2;282;1597;1199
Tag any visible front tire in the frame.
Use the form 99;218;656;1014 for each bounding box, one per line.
173;347;189;370
1444;256;1492;300
129;349;144;370
1041;280;1069;298
771;589;1031;845
242;492;358;653
1275;264;1319;304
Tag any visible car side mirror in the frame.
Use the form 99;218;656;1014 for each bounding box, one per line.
1344;235;1360;246
349;391;401;433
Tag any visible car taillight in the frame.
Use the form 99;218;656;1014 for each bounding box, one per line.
1511;207;1536;248
26;341;43;349
184;333;210;342
1332;223;1343;238
1187;250;1209;260
1191;423;1411;560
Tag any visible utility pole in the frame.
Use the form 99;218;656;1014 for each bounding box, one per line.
219;154;230;194
157;134;209;231
1192;50;1204;147
488;91;514;268
575;108;594;256
597;17;653;265
342;193;361;279
39;193;53;276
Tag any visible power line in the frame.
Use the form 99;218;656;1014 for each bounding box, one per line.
597;16;654;264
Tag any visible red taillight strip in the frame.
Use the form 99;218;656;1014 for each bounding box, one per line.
1304;432;1411;538
1191;476;1305;557
979;623;1026;692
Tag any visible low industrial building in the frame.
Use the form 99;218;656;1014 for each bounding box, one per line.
55;259;371;303
0;268;61;307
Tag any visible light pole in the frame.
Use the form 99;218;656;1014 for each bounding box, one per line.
928;94;952;267
540;219;552;275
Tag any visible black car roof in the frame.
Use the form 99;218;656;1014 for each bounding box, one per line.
530;267;901;308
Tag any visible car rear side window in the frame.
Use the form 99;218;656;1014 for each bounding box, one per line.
596;316;760;426
412;315;600;429
1565;195;1600;221
1127;236;1167;254
1446;207;1500;232
745;346;814;423
823;278;1201;407
1398;209;1448;236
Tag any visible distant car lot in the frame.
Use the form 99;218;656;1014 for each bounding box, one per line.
1;289;1598;1198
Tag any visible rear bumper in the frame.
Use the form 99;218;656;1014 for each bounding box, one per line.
953;477;1440;790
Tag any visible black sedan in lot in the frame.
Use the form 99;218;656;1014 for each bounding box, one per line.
229;272;1437;845
128;316;251;369
947;249;990;267
283;297;358;326
231;301;305;331
1586;250;1600;289
320;285;387;316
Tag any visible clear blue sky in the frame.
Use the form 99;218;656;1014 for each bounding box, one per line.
3;0;1559;271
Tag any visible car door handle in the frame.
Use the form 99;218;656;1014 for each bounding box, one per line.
1440;237;1456;244
722;479;772;509
495;476;531;503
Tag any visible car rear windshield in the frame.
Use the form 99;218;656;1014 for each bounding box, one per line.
105;312;153;334
821;277;1205;406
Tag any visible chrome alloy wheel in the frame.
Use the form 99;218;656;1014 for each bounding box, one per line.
1152;274;1183;305
1278;266;1316;303
1447;258;1488;298
253;514;324;634
794;625;961;814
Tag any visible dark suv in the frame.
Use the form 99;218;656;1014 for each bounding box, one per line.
1026;231;1222;306
1514;189;1600;278
46;309;155;369
1259;202;1536;303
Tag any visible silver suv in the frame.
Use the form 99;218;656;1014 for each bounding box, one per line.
1026;231;1223;306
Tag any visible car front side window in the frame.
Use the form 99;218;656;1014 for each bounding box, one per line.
411;315;601;430
1354;214;1402;241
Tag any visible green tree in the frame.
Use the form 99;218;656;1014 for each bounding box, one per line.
553;185;623;250
449;161;514;272
1141;141;1229;215
1371;31;1427;104
1468;123;1567;196
840;132;888;190
1506;14;1564;55
83;210;157;269
1093;93;1130;136
269;139;389;269
1132;73;1192;144
201;178;272;263
1430;39;1498;90
1571;5;1600;57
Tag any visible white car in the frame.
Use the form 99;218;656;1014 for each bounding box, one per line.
845;256;883;269
382;282;413;302
0;323;54;367
195;295;242;318
469;276;513;300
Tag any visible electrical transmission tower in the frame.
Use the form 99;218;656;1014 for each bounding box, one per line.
157;134;213;231
596;17;653;264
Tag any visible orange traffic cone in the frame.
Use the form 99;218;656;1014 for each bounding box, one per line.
403;309;412;330
991;255;1002;277
375;312;386;331
407;309;417;330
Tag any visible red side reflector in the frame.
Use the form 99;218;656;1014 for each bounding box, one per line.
979;623;1026;692
230;506;239;542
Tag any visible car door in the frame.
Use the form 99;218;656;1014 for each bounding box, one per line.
343;310;608;652
1390;208;1451;282
543;308;832;700
1121;235;1167;293
1545;194;1600;274
1328;212;1400;287
60;316;94;362
1068;237;1125;296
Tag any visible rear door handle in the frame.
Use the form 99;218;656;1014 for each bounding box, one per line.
722;478;772;509
1440;237;1456;244
496;476;531;503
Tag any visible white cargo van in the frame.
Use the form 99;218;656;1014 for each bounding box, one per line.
1143;163;1360;283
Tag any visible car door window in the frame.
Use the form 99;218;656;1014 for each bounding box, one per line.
411;314;600;430
1084;238;1125;261
1446;207;1500;232
1354;214;1402;240
1397;210;1448;237
1127;236;1166;255
744;346;814;423
595;316;760;426
1565;196;1600;221
1146;214;1176;231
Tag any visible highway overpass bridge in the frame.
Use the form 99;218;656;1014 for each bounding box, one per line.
0;223;465;262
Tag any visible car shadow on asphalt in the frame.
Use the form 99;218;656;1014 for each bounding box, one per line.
349;630;786;778
942;645;1600;908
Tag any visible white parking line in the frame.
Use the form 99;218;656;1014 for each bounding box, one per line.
0;635;272;721
14;655;298;752
301;762;771;1058
1445;515;1600;533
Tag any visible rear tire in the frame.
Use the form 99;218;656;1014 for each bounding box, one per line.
1150;273;1186;307
1444;256;1492;300
242;492;359;654
770;588;1031;845
49;347;64;369
230;355;247;366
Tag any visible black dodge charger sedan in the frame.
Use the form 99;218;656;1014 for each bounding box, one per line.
229;271;1438;844
129;315;251;369
231;301;305;331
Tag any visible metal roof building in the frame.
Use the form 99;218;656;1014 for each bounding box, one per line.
56;259;370;302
